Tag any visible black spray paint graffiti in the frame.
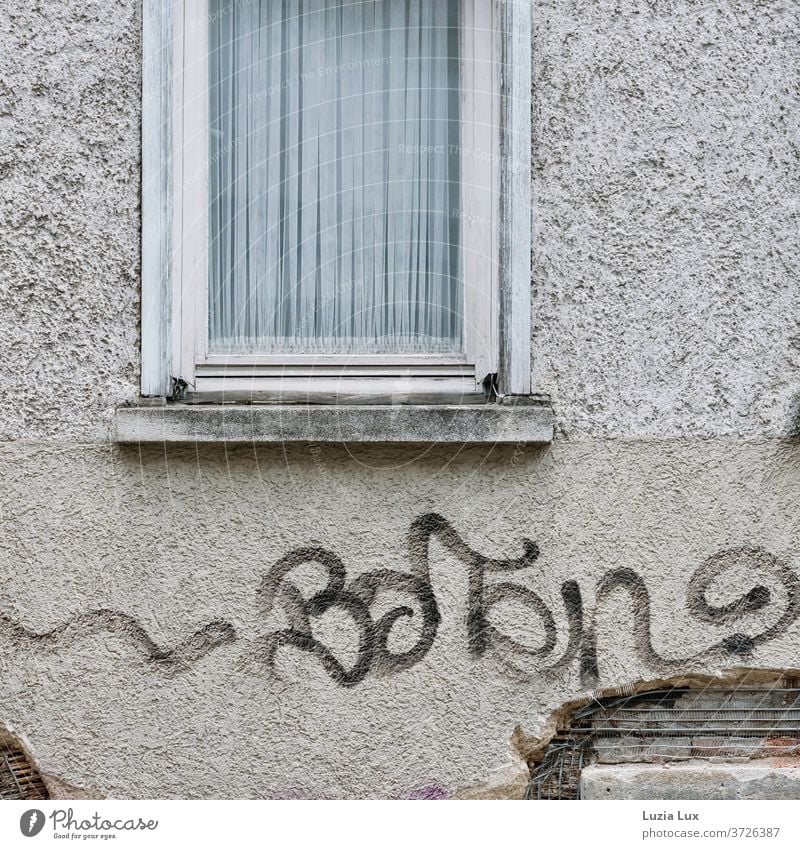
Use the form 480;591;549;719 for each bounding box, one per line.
0;608;236;668
578;550;800;685
255;514;800;688
1;516;796;685
255;512;546;686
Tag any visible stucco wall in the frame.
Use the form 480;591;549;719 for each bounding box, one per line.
1;0;799;799
531;0;800;438
0;0;141;443
2;439;800;798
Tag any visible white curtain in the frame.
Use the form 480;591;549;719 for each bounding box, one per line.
208;0;462;355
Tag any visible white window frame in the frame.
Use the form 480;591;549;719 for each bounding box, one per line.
142;0;531;403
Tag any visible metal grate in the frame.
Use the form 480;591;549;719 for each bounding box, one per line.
0;747;50;800
527;684;800;800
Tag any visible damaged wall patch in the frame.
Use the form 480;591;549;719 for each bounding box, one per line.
0;741;49;800
523;670;800;800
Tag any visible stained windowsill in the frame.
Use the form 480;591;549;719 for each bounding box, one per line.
114;399;554;444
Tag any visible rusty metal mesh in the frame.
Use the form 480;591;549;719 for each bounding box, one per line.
527;682;800;800
0;746;49;800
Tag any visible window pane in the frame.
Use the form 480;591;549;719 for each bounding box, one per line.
208;0;462;355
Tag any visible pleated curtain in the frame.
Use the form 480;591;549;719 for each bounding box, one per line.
208;0;463;355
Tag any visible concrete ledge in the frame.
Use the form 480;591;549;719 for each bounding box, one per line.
114;403;555;444
580;762;800;800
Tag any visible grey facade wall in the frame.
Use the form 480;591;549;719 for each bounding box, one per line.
531;0;800;438
0;0;798;798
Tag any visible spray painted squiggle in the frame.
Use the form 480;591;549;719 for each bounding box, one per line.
3;520;795;685
577;548;800;686
0;608;236;666
254;513;540;686
255;514;800;688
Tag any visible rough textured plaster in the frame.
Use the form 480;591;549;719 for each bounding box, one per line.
531;0;800;437
1;1;798;439
0;0;141;442
1;439;799;798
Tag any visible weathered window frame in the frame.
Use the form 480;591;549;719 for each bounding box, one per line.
141;0;532;405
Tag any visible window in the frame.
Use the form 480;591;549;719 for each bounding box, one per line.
141;0;532;405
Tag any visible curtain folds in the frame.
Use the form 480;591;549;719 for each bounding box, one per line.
208;0;462;355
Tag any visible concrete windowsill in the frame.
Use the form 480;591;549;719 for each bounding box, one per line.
114;401;554;444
